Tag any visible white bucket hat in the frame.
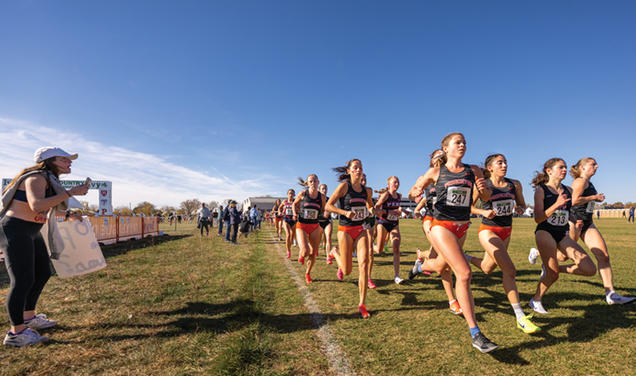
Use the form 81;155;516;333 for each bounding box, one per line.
34;146;78;163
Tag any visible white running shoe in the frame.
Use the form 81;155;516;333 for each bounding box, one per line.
3;328;48;347
394;276;404;285
529;298;548;314
528;248;539;264
606;291;636;305
25;313;57;330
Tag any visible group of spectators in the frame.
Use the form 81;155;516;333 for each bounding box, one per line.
196;202;263;243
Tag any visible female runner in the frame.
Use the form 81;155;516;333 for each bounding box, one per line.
272;199;283;242
567;158;633;304
317;184;335;265
373;176;404;285
326;159;375;318
409;150;462;315
466;154;540;333
281;190;297;260
408;133;498;353
293;175;327;284
529;158;597;314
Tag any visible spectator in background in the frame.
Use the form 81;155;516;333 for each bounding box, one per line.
197;203;211;236
217;205;224;235
226;201;241;243
596;210;600;220
250;205;259;231
629;207;635;223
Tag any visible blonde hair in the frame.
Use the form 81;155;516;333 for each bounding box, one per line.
429;149;446;168
570;157;596;179
532;158;565;188
2;160;57;195
376;176;399;194
441;132;465;148
298;174;318;187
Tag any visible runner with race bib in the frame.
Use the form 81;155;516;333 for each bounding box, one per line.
373;176;405;285
529;158;597;315
317;184;336;265
281;189;297;260
567;158;634;305
408;132;498;353
293;174;327;284
326;159;375;318
466;154;540;334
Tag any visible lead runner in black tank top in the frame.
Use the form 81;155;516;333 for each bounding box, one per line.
372;176;404;285
567;158;634;304
466;154;540;334
293;175;326;285
325;159;375;319
529;158;597;316
408;133;499;353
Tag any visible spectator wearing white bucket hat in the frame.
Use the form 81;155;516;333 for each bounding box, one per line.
0;146;90;347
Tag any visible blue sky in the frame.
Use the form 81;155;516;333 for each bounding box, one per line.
1;1;635;208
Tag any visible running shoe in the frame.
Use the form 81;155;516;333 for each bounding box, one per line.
529;298;548;314
305;273;312;284
408;258;423;280
286;251;291;259
298;256;305;265
358;304;370;319
24;314;57;330
449;299;463;315
606;291;636;305
528;248;539;264
471;332;498;353
3;328;48;347
337;268;344;281
394;276;404;285
368;279;377;289
326;256;333;265
516;314;541;334
279;236;283;241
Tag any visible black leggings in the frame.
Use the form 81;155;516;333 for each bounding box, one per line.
0;216;51;326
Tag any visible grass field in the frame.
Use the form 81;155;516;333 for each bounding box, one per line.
0;218;634;375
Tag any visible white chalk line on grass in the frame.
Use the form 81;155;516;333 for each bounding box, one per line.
268;233;357;376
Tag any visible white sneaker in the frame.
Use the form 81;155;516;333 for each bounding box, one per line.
3;327;49;347
25;314;57;330
394;276;404;285
529;298;548;314
528;248;539;264
606;291;636;305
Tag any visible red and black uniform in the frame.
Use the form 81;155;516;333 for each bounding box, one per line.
432;164;475;239
378;192;401;232
297;190;322;235
318;195;331;229
479;178;516;240
282;200;296;227
570;181;597;235
423;186;436;222
535;183;572;243
338;181;368;240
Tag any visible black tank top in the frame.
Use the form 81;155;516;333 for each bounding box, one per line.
298;190;322;224
380;192;401;223
282;200;294;219
425;186;436;216
482;178;516;227
571;181;597;222
338;181;368;226
318;196;330;223
536;183;572;232
433;164;475;221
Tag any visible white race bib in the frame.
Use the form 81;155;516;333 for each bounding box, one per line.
351;206;368;221
492;199;515;216
387;213;399;221
446;186;471;207
301;208;318;220
547;210;569;226
285;207;293;216
586;201;595;214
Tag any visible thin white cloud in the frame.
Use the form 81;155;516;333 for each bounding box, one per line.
0;117;284;207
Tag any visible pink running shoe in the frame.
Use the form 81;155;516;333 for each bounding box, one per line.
367;279;377;289
358;304;370;319
298;256;305;265
337;268;344;281
286;251;291;259
326;256;333;265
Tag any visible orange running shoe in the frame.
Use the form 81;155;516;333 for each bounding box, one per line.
449;299;463;315
305;273;312;284
358;304;370;319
